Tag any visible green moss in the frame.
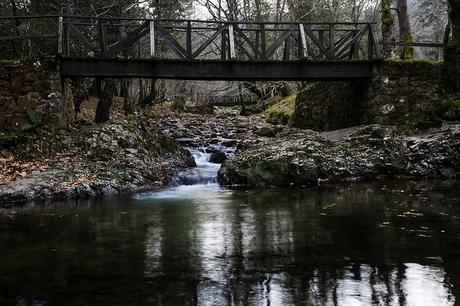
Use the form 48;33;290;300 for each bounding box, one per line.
401;34;415;60
381;0;395;24
265;93;297;125
20;109;42;131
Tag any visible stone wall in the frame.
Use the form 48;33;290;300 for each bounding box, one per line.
368;61;459;130
292;60;460;132
0;59;74;131
291;81;370;131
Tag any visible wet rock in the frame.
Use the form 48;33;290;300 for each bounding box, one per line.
209;152;227;164
0;116;194;205
218;124;460;187
175;137;195;145
255;126;276;137
221;140;237;147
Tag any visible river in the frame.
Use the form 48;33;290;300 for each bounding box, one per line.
1;150;459;305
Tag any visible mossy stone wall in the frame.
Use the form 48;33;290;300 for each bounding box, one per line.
292;61;460;132
0;59;74;131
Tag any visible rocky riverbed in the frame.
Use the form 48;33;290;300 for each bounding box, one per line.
218;123;460;187
0;111;280;206
1;108;459;206
0;116;195;206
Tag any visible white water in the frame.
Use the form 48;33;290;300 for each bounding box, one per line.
177;150;222;186
134;149;226;200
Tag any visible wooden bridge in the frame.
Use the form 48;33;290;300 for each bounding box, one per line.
0;16;382;81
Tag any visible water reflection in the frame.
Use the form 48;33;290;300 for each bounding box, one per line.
0;180;459;305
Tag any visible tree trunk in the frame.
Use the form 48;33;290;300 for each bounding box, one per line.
444;0;460;91
122;80;134;115
396;0;414;59
381;0;394;59
95;79;116;123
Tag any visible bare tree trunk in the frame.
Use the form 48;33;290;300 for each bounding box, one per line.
381;0;394;59
122;80;134;115
396;0;413;59
444;0;460;91
95;79;116;123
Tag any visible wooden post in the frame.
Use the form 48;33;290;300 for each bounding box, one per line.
149;20;155;57
329;24;335;59
57;17;63;55
370;24;382;60
260;23;267;59
318;30;325;59
221;25;227;60
186;21;192;59
299;24;308;59
283;31;291;60
98;20;107;56
368;24;374;60
228;24;236;60
349;29;359;60
64;19;70;56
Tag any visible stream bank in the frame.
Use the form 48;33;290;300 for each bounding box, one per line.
0;111;279;206
218;123;460;187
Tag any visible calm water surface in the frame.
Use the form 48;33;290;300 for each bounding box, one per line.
1;173;459;305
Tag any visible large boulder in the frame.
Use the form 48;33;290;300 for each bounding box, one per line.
218;124;460;187
209;151;227;164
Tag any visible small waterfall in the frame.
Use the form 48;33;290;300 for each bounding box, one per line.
175;149;221;186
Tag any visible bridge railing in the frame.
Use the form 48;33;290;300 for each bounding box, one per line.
0;16;383;61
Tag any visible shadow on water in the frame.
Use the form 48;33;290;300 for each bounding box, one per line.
0;177;460;305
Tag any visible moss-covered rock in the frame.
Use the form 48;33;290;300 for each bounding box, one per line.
0;115;195;205
265;93;297;125
218;124;460;187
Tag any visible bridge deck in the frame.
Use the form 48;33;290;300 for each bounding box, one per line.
60;57;374;80
1;16;382;80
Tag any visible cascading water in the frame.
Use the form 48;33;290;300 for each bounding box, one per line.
175;149;221;186
134;149;227;200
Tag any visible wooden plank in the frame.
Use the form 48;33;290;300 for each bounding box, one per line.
106;21;149;57
283;33;291;60
334;31;353;52
234;26;260;58
0;34;57;41
221;28;227;60
64;20;70;56
387;41;444;47
98;21;107;56
299;24;308;59
335;26;368;59
155;23;187;59
61;57;375;81
228;24;236;59
329;24;335;59
304;26;331;59
260;23;267;59
150;21;155;57
367;24;374;60
192;26;224;59
186;21;192;59
266;30;291;58
66;22;99;54
234;37;254;60
58;17;63;55
370;24;382;59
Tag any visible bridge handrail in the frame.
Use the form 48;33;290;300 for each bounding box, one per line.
0;15;376;25
0;15;383;62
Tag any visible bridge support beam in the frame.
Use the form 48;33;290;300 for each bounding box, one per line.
60;58;374;81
